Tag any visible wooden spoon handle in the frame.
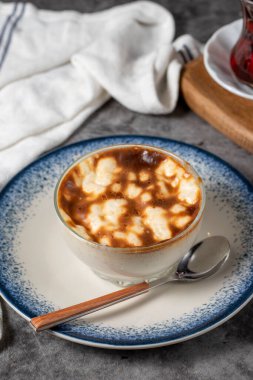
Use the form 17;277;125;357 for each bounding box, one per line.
30;281;150;332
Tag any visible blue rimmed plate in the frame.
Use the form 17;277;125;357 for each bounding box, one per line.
0;135;252;349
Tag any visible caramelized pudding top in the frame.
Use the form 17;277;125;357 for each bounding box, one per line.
57;146;202;248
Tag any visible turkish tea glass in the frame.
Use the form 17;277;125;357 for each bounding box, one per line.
230;0;253;86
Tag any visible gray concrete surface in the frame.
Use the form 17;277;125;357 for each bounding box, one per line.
1;0;253;379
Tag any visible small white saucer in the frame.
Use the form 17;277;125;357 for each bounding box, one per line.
204;19;253;100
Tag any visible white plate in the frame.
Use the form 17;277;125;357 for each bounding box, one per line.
204;19;253;100
0;135;252;349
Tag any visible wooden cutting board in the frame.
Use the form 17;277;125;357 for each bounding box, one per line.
180;56;253;154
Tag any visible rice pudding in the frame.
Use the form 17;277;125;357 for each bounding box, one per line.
57;146;202;248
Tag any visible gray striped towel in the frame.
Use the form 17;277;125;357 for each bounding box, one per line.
0;1;201;192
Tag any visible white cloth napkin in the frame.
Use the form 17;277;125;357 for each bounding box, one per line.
0;1;201;190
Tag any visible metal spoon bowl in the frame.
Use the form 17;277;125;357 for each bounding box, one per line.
175;235;230;280
30;235;230;332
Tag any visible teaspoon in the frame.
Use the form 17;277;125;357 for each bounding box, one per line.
30;235;230;332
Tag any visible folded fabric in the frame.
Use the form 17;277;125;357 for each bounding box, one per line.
0;1;201;190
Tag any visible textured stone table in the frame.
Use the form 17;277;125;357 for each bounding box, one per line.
1;1;253;379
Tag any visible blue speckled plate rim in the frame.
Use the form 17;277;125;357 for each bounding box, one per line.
0;135;252;350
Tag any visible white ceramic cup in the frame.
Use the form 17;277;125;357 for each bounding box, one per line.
54;144;206;286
